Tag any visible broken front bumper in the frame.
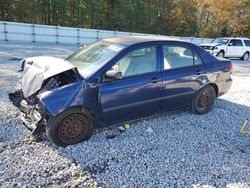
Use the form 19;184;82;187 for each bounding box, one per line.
9;90;44;133
203;49;219;56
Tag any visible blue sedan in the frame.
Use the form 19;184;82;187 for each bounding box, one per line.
9;36;233;146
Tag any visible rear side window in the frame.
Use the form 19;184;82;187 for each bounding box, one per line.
236;40;243;46
244;40;250;46
162;46;203;70
194;51;203;65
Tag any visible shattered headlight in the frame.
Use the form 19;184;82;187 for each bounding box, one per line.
212;46;218;50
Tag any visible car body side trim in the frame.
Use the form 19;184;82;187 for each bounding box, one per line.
102;90;195;113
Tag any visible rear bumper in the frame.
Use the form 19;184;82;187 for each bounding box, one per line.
217;78;233;97
9;90;44;132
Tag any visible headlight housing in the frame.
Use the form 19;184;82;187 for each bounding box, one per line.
212;46;218;50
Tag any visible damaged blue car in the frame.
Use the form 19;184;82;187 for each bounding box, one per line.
9;36;233;146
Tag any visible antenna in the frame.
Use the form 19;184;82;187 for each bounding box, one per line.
171;22;182;37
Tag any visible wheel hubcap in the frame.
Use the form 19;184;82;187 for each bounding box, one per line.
198;91;211;108
59;114;87;144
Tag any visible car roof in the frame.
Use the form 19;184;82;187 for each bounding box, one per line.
103;36;182;46
217;37;249;40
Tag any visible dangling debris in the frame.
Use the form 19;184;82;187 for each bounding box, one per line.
106;123;130;139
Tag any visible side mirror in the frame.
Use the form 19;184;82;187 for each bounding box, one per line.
105;70;122;80
228;42;233;46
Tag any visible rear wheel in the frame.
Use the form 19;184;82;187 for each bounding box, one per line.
46;108;94;146
192;85;216;114
241;52;249;61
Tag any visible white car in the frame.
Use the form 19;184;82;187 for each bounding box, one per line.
200;38;250;61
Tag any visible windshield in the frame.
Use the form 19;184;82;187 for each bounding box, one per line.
66;41;125;78
212;38;229;45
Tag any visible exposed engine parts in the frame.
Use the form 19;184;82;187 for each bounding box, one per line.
39;69;79;94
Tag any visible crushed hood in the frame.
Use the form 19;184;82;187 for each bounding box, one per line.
21;56;76;98
200;43;221;47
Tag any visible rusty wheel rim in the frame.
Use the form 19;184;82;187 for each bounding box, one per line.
197;91;211;109
58;114;87;144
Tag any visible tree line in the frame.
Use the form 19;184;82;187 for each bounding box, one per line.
0;0;249;38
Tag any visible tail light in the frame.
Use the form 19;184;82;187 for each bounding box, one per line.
228;64;233;72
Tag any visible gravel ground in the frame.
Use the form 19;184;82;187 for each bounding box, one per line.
0;41;250;187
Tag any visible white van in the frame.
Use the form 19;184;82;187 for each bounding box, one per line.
200;38;250;61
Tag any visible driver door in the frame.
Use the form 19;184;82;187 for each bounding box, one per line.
226;39;236;57
99;45;163;124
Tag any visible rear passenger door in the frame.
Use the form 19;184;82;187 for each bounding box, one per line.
234;39;245;57
160;44;205;111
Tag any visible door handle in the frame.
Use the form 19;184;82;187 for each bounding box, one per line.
151;77;160;83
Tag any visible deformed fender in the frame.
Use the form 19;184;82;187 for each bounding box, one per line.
38;81;86;116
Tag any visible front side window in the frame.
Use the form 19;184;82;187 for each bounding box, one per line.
229;39;236;46
112;46;157;77
228;39;243;46
66;41;125;78
163;46;202;70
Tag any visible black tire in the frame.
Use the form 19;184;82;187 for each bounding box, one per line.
217;51;224;58
192;85;216;114
241;52;249;61
46;108;94;147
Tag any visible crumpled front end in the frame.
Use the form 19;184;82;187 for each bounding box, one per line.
199;43;221;56
9;56;82;133
20;56;76;98
9;90;46;132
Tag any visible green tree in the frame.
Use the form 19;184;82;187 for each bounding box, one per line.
0;0;249;38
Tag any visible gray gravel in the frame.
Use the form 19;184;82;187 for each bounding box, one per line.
0;41;250;187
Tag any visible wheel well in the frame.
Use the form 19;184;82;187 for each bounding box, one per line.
54;106;95;125
208;83;218;97
80;107;96;124
219;50;225;54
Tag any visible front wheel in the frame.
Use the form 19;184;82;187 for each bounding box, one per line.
217;51;224;58
192;85;216;114
46;108;94;147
